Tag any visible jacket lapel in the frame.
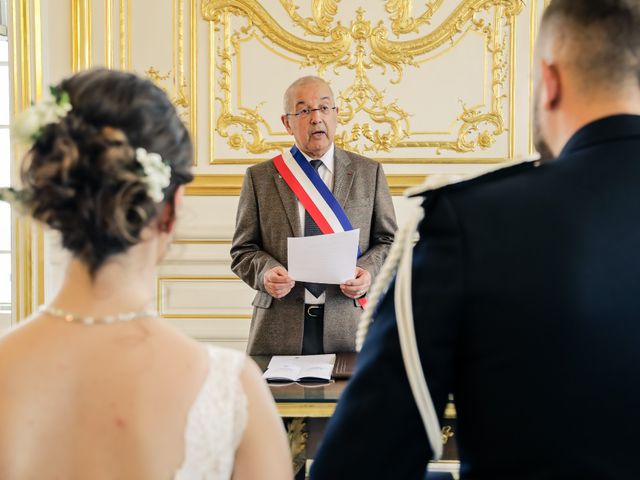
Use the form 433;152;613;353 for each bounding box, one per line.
332;148;354;208
274;170;302;236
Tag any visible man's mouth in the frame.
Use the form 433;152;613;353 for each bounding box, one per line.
311;131;326;137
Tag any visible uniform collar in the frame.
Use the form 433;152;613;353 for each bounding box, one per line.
559;114;640;158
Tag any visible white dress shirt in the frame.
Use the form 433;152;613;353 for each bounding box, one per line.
295;143;335;305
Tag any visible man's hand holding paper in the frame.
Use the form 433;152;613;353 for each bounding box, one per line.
340;266;371;299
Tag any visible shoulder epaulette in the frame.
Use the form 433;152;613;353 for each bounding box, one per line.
405;155;542;198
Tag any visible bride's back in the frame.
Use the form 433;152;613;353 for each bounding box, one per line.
0;68;291;480
0;312;210;479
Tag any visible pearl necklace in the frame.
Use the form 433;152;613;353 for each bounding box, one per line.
39;305;157;325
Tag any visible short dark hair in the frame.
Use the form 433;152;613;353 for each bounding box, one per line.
542;0;640;87
21;68;194;275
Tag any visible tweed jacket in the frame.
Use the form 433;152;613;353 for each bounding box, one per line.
230;146;397;355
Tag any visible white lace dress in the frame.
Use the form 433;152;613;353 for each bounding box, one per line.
174;346;248;480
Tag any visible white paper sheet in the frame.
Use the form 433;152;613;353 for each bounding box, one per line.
287;229;359;284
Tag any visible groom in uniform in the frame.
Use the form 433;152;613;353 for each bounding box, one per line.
231;76;397;355
312;0;640;478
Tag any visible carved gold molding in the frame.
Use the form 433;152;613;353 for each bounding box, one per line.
118;0;131;69
280;0;338;37
286;418;307;476
277;402;335;417
186;174;246;196
385;0;445;35
441;425;454;445
172;238;232;244
105;0;112;67
144;0;189;116
185;173;435;196
144;0;198;164
12;0;45;320
202;0;524;160
71;0;92;71
444;401;456;419
529;0;537;155
529;0;550;155
208;155;507;165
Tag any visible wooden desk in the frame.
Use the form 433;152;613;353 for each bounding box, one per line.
252;355;347;476
252;355;461;478
252;355;347;418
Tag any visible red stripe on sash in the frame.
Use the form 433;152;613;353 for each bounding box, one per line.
273;154;334;234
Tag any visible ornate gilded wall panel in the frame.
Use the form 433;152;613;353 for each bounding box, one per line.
131;0;198;162
202;0;526;164
87;1;199;163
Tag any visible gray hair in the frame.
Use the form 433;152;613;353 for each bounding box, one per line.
283;76;335;113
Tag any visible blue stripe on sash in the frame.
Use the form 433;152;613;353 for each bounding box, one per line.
290;145;354;232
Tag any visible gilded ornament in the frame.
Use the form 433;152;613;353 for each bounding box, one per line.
146;66;171;82
286;418;308;475
477;131;494;149
441;425;455;445
146;66;189;110
202;0;525;157
143;0;191;117
202;0;352;72
228;133;245;149
350;8;371;40
385;0;444;35
280;0;340;37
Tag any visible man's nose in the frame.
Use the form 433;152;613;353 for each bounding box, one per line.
309;109;323;122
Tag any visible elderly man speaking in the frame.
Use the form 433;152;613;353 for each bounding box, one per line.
231;76;397;355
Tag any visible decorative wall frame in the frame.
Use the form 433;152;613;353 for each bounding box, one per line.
202;0;526;164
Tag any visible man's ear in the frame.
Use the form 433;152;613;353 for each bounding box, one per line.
281;114;293;134
159;184;185;234
541;60;561;110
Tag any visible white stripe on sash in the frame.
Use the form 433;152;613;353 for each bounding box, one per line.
282;149;345;233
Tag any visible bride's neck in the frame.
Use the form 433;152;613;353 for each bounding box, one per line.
51;239;160;316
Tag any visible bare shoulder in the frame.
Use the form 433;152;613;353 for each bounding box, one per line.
240;356;263;379
0;315;45;364
147;318;210;362
237;356;279;409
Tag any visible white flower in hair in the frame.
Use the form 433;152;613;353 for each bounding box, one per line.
12;86;72;144
0;187;27;215
136;148;171;203
0;187;19;205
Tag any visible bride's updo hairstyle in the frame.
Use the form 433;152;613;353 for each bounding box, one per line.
20;68;193;275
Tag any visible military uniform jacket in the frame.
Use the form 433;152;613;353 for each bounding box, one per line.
311;115;640;480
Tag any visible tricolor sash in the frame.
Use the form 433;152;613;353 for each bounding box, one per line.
274;145;367;308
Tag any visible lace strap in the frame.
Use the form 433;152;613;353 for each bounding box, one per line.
175;346;248;480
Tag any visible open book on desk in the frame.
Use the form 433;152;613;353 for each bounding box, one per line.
262;354;336;383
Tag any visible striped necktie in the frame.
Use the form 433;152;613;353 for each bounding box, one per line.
303;159;326;297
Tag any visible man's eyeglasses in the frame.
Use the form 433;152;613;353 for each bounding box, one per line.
286;105;337;118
